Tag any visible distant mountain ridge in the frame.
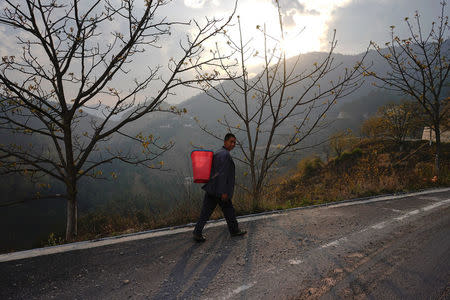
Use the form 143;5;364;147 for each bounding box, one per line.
1;42;447;252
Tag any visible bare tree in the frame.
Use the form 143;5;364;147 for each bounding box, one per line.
361;115;386;140
367;1;450;177
361;101;424;149
377;101;423;147
329;129;357;157
0;0;235;241
194;3;367;209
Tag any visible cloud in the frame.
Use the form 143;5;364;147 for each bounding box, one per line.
325;0;444;54
276;0;320;16
0;27;17;57
283;9;297;28
184;0;206;9
278;0;305;12
274;0;320;29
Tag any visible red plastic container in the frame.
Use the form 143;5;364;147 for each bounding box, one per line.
191;150;213;183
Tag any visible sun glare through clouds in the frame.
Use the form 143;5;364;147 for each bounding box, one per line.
278;14;325;56
212;0;354;63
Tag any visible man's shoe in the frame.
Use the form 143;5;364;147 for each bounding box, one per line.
230;230;247;237
193;233;206;242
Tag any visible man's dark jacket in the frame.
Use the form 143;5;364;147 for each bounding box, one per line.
202;146;235;199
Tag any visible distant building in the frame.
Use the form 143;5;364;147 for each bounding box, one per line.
337;111;351;119
422;127;450;143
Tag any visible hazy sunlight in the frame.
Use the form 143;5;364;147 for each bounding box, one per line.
229;0;353;60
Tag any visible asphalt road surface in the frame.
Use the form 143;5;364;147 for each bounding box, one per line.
1;188;449;299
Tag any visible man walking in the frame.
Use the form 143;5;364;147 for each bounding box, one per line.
193;133;247;242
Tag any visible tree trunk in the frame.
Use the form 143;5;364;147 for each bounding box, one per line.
63;117;78;242
434;125;441;178
251;181;263;212
252;191;261;212
65;181;78;241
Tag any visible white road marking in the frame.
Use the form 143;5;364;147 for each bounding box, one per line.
219;281;257;300
321;237;348;248
319;198;450;252
395;199;450;220
394;209;420;221
419;196;444;202
381;207;403;213
1;189;449;263
0;214;286;263
328;188;450;209
289;259;303;265
371;221;388;229
422;200;449;211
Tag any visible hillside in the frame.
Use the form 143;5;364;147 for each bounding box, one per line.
0;44;447;252
38;140;450;251
267;140;450;210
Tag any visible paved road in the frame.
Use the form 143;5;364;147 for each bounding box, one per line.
1;188;449;299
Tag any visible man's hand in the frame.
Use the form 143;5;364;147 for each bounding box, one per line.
221;193;229;202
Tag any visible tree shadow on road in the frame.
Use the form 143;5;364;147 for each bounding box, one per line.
153;229;234;299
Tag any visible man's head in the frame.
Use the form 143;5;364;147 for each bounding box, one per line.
224;133;236;151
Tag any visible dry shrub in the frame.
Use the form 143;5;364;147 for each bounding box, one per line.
269;140;449;211
414;161;434;179
75;140;449;242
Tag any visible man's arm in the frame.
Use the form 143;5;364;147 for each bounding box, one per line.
216;152;231;200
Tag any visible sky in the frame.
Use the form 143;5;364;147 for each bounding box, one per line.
0;0;446;104
155;0;445;103
179;0;444;56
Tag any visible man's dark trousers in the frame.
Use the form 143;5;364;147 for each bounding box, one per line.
193;192;239;235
